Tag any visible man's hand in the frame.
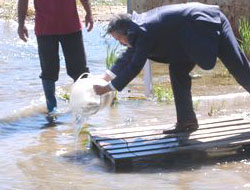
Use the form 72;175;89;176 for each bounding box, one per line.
85;14;93;32
80;0;93;32
17;0;29;41
18;25;29;42
94;85;112;96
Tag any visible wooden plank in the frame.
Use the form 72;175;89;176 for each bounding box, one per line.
104;137;178;150
95;121;250;146
111;132;250;160
103;134;250;164
107;132;250;155
103;127;250;150
92;120;250;141
90;117;244;136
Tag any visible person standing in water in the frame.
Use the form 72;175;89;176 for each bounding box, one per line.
17;0;93;121
94;3;250;133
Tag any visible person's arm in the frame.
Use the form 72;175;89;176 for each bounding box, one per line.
93;48;135;95
94;46;148;95
79;0;93;32
17;0;29;42
111;47;148;91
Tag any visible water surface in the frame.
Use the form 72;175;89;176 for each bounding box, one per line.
1;20;250;190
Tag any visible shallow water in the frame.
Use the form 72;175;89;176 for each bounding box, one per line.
1;19;250;190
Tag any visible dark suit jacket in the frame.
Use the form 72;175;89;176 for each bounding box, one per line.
111;2;222;91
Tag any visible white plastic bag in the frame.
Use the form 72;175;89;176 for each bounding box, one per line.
70;73;114;117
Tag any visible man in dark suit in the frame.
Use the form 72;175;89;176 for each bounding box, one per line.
94;2;250;133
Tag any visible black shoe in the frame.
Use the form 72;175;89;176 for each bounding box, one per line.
163;121;199;134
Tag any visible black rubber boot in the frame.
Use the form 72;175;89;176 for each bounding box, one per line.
42;79;57;113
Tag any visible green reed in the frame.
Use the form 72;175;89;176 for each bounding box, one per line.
153;84;174;103
106;44;119;69
239;17;250;60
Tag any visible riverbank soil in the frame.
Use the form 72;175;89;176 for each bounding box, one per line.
0;0;127;22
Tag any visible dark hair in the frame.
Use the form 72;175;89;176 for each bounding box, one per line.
107;14;132;36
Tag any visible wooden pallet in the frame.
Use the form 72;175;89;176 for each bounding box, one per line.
89;117;250;168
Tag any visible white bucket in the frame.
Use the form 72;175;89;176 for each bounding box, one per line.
70;73;115;117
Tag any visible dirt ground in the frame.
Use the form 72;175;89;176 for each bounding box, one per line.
0;0;127;22
84;5;127;22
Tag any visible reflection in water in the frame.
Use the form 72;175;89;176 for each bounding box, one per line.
1;19;250;190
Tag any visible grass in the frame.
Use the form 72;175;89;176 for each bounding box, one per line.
56;86;71;101
59;92;70;101
213;66;231;78
80;126;90;147
0;0;125;21
153;84;174;103
105;44;120;102
0;0;35;20
106;44;119;69
239;17;250;60
193;100;200;111
207;102;225;117
0;0;17;20
91;0;127;6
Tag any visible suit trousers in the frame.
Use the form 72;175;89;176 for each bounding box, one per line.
170;11;250;123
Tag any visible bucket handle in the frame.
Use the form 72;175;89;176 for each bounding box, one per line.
76;72;91;82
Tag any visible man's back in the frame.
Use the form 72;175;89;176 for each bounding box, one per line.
131;2;222;63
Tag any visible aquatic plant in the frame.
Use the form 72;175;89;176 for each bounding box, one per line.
105;44;119;69
213;67;231;78
60;92;70;101
208;102;225;117
239;17;250;60
56;86;71;101
104;44;120;103
193;100;200;111
153;84;174;103
81;128;90;146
